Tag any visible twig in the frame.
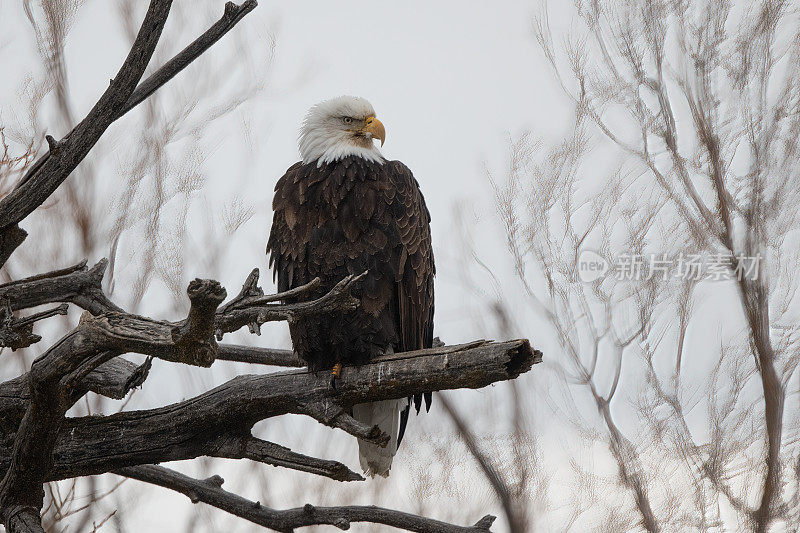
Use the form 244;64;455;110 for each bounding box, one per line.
439;394;525;533
216;344;302;367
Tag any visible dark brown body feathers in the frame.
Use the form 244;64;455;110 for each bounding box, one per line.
266;156;435;433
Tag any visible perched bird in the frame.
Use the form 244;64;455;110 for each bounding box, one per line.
267;96;435;477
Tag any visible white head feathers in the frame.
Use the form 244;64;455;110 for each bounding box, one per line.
298;96;385;166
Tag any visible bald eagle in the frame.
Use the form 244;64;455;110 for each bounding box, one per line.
267;96;435;477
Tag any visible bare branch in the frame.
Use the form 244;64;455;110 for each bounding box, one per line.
0;0;174;234
213;435;364;482
0;0;259;269
4;340;538;481
113;0;258;119
0;259;120;315
0;303;68;350
118;464;496;533
215;271;364;338
440;394;526;533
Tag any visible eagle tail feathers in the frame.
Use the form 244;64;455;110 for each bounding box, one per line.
353;398;404;478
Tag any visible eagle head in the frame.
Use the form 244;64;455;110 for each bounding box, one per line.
299;96;386;167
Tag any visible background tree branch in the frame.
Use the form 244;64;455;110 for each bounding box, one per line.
118;464;497;533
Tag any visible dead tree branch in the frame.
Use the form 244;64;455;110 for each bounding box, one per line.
0;253;538;531
0;0;258;267
0;0;174;251
118;464;497;533
0;337;537;482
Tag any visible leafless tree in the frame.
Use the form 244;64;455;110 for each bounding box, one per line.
468;0;800;531
0;2;542;532
5;0;272;528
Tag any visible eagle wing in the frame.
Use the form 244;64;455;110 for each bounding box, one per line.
386;160;435;444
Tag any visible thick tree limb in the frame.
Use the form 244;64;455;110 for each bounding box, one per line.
0;344;291;433
0;340;538;481
117;464;496;533
79;357;152;400
0;356;149;433
0;226;27;271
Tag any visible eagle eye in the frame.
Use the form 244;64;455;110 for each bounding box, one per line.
342;117;353;124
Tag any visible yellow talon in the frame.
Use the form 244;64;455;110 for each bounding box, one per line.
332;362;342;378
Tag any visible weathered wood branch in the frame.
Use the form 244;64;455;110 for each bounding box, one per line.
0;265;357;432
0;0;258;274
117;464;496;533
0;303;68;350
216;344;301;367
0;259;119;315
0;266;541;533
0;344;291;429
214;272;363;338
0;356;150;427
0;226;27;272
77;356;152;400
0;343;295;438
0;2;177;526
212;434;364;482
0;260;387;532
0;340;538;483
0;270;538;531
113;0;258;119
0;0;174;240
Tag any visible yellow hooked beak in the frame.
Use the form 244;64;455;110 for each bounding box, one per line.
363;116;386;147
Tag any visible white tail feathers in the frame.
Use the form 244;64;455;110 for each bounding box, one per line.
352;398;404;477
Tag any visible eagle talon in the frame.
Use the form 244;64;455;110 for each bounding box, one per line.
330;362;342;389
